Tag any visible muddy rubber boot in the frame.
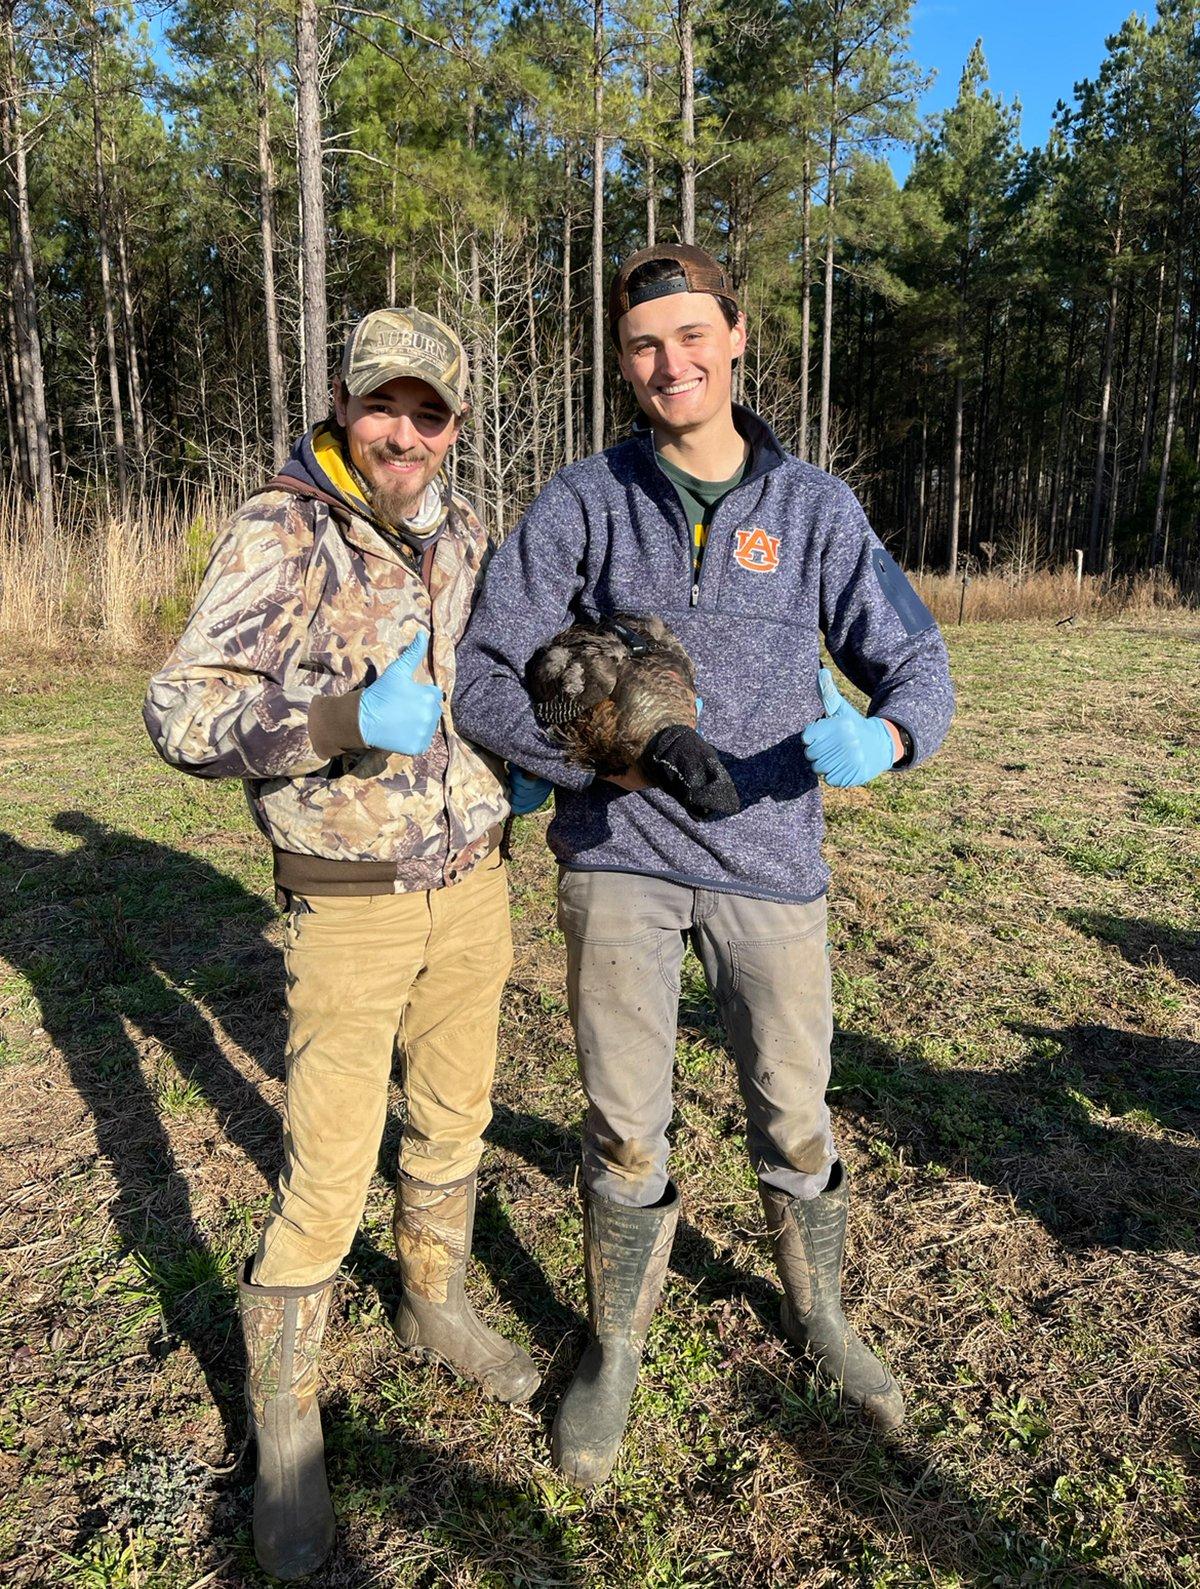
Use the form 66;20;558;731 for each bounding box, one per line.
393;1171;540;1404
760;1162;905;1431
551;1181;680;1488
238;1264;336;1581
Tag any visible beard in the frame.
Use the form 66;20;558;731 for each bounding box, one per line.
358;443;433;528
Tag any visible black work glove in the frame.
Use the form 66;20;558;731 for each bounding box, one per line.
640;725;740;820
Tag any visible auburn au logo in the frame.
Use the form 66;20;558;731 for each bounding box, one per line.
733;526;781;573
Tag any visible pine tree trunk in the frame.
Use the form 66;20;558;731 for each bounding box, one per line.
733;250;746;405
563;149;575;467
525;248;543;496
1;137;29;492
1088;210;1123;572
590;0;605;453
678;0;695;244
853;283;868;462
947;373;963;574
1151;254;1184;569
386;168;398;304
489;269;504;532
916;403;928;572
3;19;52;536
90;30;128;510
87;317;109;497
968;310;993;553
817;70;838;473
3;285;29;491
1103;419;1121;580
0;287;19;480
981;310;1003;542
1138;254;1167;497
798;150;812;463
465;94;486;509
1047;299;1080;565
296;0;328;425
1104;287;1136;574
644;49;656;246
160;245;181;459
113;193;145;458
255;39;288;471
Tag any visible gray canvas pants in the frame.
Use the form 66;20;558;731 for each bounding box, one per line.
557;868;837;1207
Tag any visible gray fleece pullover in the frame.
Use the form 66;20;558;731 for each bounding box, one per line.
454;407;954;903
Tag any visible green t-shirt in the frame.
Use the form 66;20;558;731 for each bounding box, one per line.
656;451;748;585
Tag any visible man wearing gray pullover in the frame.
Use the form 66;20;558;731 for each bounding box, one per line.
454;244;954;1487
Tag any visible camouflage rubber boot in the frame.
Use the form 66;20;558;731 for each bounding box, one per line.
760;1162;905;1431
393;1172;540;1404
238;1264;336;1581
551;1182;680;1489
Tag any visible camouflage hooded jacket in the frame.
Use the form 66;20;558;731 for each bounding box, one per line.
144;427;509;896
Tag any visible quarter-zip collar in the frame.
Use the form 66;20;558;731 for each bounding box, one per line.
626;404;785;607
629;403;787;490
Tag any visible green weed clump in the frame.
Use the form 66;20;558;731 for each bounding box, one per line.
141;513;214;641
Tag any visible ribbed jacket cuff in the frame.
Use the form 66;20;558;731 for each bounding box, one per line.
309;690;368;759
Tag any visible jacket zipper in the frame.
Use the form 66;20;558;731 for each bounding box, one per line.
417;543;454;874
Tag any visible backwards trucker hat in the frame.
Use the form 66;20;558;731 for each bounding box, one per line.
608;244;739;343
340;307;470;414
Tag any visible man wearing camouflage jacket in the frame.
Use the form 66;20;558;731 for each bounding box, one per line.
145;309;536;1580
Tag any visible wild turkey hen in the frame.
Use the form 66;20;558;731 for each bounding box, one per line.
527;614;740;819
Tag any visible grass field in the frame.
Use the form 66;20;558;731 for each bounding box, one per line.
0;619;1197;1588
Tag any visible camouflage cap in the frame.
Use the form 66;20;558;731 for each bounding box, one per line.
340;307;470;414
608;244;738;343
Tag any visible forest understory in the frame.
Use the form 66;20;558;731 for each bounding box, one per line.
4;2;1200;593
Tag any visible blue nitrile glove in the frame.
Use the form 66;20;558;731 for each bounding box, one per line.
508;766;553;814
358;629;443;755
801;667;896;788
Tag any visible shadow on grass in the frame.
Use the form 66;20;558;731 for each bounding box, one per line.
833;1023;1200;1254
502;932;1199;1261
489;1105;1120;1585
0;813;590;1586
320;1403;587;1588
1066;908;1199;986
694;1385;1130;1588
0;813;290;1443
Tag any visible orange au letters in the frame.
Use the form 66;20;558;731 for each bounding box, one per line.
733;526;781;573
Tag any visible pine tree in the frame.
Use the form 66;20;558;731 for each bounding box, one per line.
908;40;1020;571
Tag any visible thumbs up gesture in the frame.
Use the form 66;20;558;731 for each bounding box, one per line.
357;630;444;756
801;667;897;788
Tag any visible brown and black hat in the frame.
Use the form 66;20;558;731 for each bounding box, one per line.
608;244;738;343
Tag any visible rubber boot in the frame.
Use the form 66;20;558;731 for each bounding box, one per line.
551;1181;680;1488
393;1171;540;1404
238;1263;336;1581
760;1161;905;1430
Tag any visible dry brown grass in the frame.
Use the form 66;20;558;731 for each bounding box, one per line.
915;566;1187;625
0;481;1192;658
0;483;231;654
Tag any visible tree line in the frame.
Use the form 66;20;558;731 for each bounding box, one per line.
4;0;1199;584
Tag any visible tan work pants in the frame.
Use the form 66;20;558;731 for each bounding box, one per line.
252;851;513;1288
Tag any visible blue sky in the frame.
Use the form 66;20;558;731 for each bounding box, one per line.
890;0;1151;180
